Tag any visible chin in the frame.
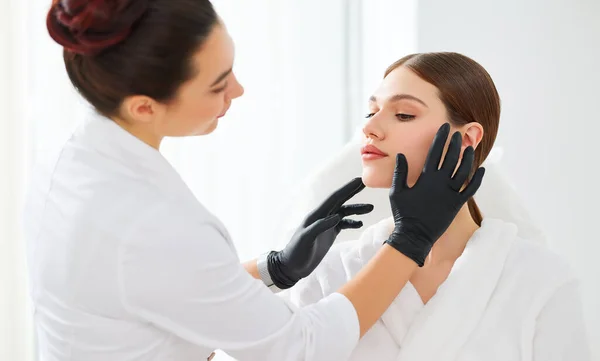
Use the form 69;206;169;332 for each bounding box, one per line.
194;119;219;135
361;166;393;189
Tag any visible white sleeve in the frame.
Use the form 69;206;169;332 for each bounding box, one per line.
283;242;353;308
279;264;327;308
117;202;359;361
533;280;591;361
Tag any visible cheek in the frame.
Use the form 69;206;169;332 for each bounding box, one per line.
394;128;445;186
361;135;434;188
387;146;430;188
187;94;223;120
173;83;221;117
406;151;428;186
360;121;449;188
165;94;224;135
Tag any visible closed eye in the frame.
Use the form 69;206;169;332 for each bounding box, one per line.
396;113;415;121
365;112;415;121
212;82;228;94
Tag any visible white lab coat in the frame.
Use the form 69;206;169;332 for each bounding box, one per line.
284;217;591;361
23;113;359;361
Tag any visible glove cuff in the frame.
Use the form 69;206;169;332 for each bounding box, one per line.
266;251;297;289
384;228;433;267
257;252;275;287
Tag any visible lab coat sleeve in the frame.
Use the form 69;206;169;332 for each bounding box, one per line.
532;280;591;361
117;200;360;361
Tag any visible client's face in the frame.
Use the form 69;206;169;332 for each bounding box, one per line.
361;66;455;188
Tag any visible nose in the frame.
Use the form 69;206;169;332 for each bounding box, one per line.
229;73;244;99
362;114;385;141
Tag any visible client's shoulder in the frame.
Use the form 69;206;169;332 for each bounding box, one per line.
503;228;578;290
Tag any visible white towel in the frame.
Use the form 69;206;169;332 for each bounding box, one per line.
285;217;589;361
389;218;517;360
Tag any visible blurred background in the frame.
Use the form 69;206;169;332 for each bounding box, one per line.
1;0;598;360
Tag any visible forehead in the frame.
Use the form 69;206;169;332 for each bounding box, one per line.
373;66;440;103
190;24;235;80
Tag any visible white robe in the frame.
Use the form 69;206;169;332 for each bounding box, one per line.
284;217;591;361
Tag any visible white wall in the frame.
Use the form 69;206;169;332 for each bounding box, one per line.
1;0;35;359
356;0;418;127
416;0;600;356
167;0;354;261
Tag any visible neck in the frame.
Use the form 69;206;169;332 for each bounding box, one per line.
112;117;163;150
425;204;480;266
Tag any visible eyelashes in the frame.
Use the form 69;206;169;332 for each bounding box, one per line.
396;113;415;121
212;82;228;94
364;112;416;121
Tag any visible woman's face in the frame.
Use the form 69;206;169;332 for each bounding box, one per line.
155;23;245;137
361;66;465;188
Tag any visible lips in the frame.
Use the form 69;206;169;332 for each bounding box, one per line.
218;105;230;118
360;144;388;161
360;144;388;156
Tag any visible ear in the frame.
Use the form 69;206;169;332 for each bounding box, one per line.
120;95;163;124
461;122;484;151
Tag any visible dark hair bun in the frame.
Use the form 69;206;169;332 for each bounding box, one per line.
47;0;148;56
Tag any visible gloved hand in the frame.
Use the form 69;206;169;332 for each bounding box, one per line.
385;123;485;266
268;178;373;289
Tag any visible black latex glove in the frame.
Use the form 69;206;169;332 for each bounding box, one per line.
268;178;373;289
385;123;485;266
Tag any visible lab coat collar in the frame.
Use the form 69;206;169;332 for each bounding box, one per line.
77;111;184;189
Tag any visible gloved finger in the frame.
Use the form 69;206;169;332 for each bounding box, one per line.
305;178;365;224
423;123;450;173
337;203;374;217
391;154;409;192
338;219;363;229
304;214;341;239
440;131;462;176
460;167;486;199
451;146;474;190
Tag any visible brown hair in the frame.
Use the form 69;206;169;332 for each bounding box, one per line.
46;0;219;118
385;52;501;226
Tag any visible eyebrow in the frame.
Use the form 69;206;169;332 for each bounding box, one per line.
210;68;233;87
369;94;428;108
